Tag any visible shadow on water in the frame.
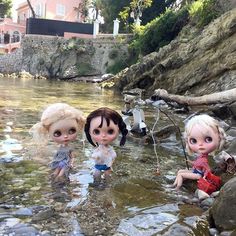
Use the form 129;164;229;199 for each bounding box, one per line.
0;77;209;235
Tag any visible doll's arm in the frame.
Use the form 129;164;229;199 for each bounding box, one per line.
109;150;117;168
91;149;102;163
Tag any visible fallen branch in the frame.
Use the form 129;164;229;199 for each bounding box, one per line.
153;88;236;106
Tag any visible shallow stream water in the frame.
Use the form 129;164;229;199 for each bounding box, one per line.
0;77;209;235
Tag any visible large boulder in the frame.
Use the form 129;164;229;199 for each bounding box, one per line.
210;176;236;231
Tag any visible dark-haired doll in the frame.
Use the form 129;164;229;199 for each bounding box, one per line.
84;107;128;187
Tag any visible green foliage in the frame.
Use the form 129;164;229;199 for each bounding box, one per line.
60;38;92;54
96;0;127;33
130;0;153;20
130;7;189;56
188;0;219;27
0;0;12;18
73;0;90;20
106;59;126;74
141;0;176;25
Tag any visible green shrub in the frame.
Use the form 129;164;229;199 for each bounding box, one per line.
130;7;189;56
189;0;219;27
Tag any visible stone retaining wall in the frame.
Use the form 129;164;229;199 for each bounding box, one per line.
0;48;22;73
0;34;130;78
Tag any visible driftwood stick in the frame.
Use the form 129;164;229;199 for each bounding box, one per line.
154;88;236;106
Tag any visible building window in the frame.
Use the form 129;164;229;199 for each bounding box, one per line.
56;4;65;16
12;31;20;42
35;3;44;18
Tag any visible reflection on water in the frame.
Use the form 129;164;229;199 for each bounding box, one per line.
0;77;208;235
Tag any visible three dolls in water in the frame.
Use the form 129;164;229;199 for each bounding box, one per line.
30;102;226;191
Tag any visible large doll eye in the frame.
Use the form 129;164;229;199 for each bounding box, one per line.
205;136;213;143
93;129;100;135
68;127;77;135
53;130;62;137
189;138;197;144
108;129;115;135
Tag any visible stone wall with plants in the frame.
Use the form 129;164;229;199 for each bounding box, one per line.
0;35;130;79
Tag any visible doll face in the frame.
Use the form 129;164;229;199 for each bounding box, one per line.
49;118;78;145
187;124;220;155
89;116;119;146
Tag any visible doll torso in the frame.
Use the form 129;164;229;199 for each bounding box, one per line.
50;145;73;169
192;154;211;176
92;144;116;168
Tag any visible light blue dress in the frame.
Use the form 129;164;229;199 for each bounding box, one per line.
50;146;73;174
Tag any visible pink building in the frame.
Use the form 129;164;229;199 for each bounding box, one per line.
0;18;24;53
16;0;85;26
0;0;86;53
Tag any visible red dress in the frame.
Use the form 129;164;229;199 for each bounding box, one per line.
192;154;211;177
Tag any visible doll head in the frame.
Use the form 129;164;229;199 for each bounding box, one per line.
184;114;226;155
30;103;85;145
84;107;128;147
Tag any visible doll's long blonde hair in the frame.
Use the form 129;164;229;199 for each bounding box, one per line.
184;114;226;155
30;103;85;145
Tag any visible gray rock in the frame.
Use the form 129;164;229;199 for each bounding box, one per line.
210;177;236;230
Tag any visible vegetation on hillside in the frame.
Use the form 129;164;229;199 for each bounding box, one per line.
106;0;220;74
96;0;176;33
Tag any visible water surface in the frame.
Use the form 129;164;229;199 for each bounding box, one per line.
0;77;208;235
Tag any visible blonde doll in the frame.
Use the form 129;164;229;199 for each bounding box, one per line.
30;103;85;182
84;107;128;187
172;114;226;191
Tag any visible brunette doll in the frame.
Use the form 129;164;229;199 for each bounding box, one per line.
84;107;128;187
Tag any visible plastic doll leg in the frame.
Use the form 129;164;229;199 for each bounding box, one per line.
51;168;60;179
94;169;102;179
58;168;66;178
104;169;112;177
89;170;102;187
103;170;112;187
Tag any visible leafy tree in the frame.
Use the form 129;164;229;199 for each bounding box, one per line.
74;0;90;22
0;0;12;18
95;0;128;33
141;0;176;25
129;0;153;23
96;0;178;33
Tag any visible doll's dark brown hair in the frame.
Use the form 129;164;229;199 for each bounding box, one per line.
84;107;128;147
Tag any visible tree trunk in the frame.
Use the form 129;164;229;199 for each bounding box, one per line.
27;0;36;18
153;88;236;106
